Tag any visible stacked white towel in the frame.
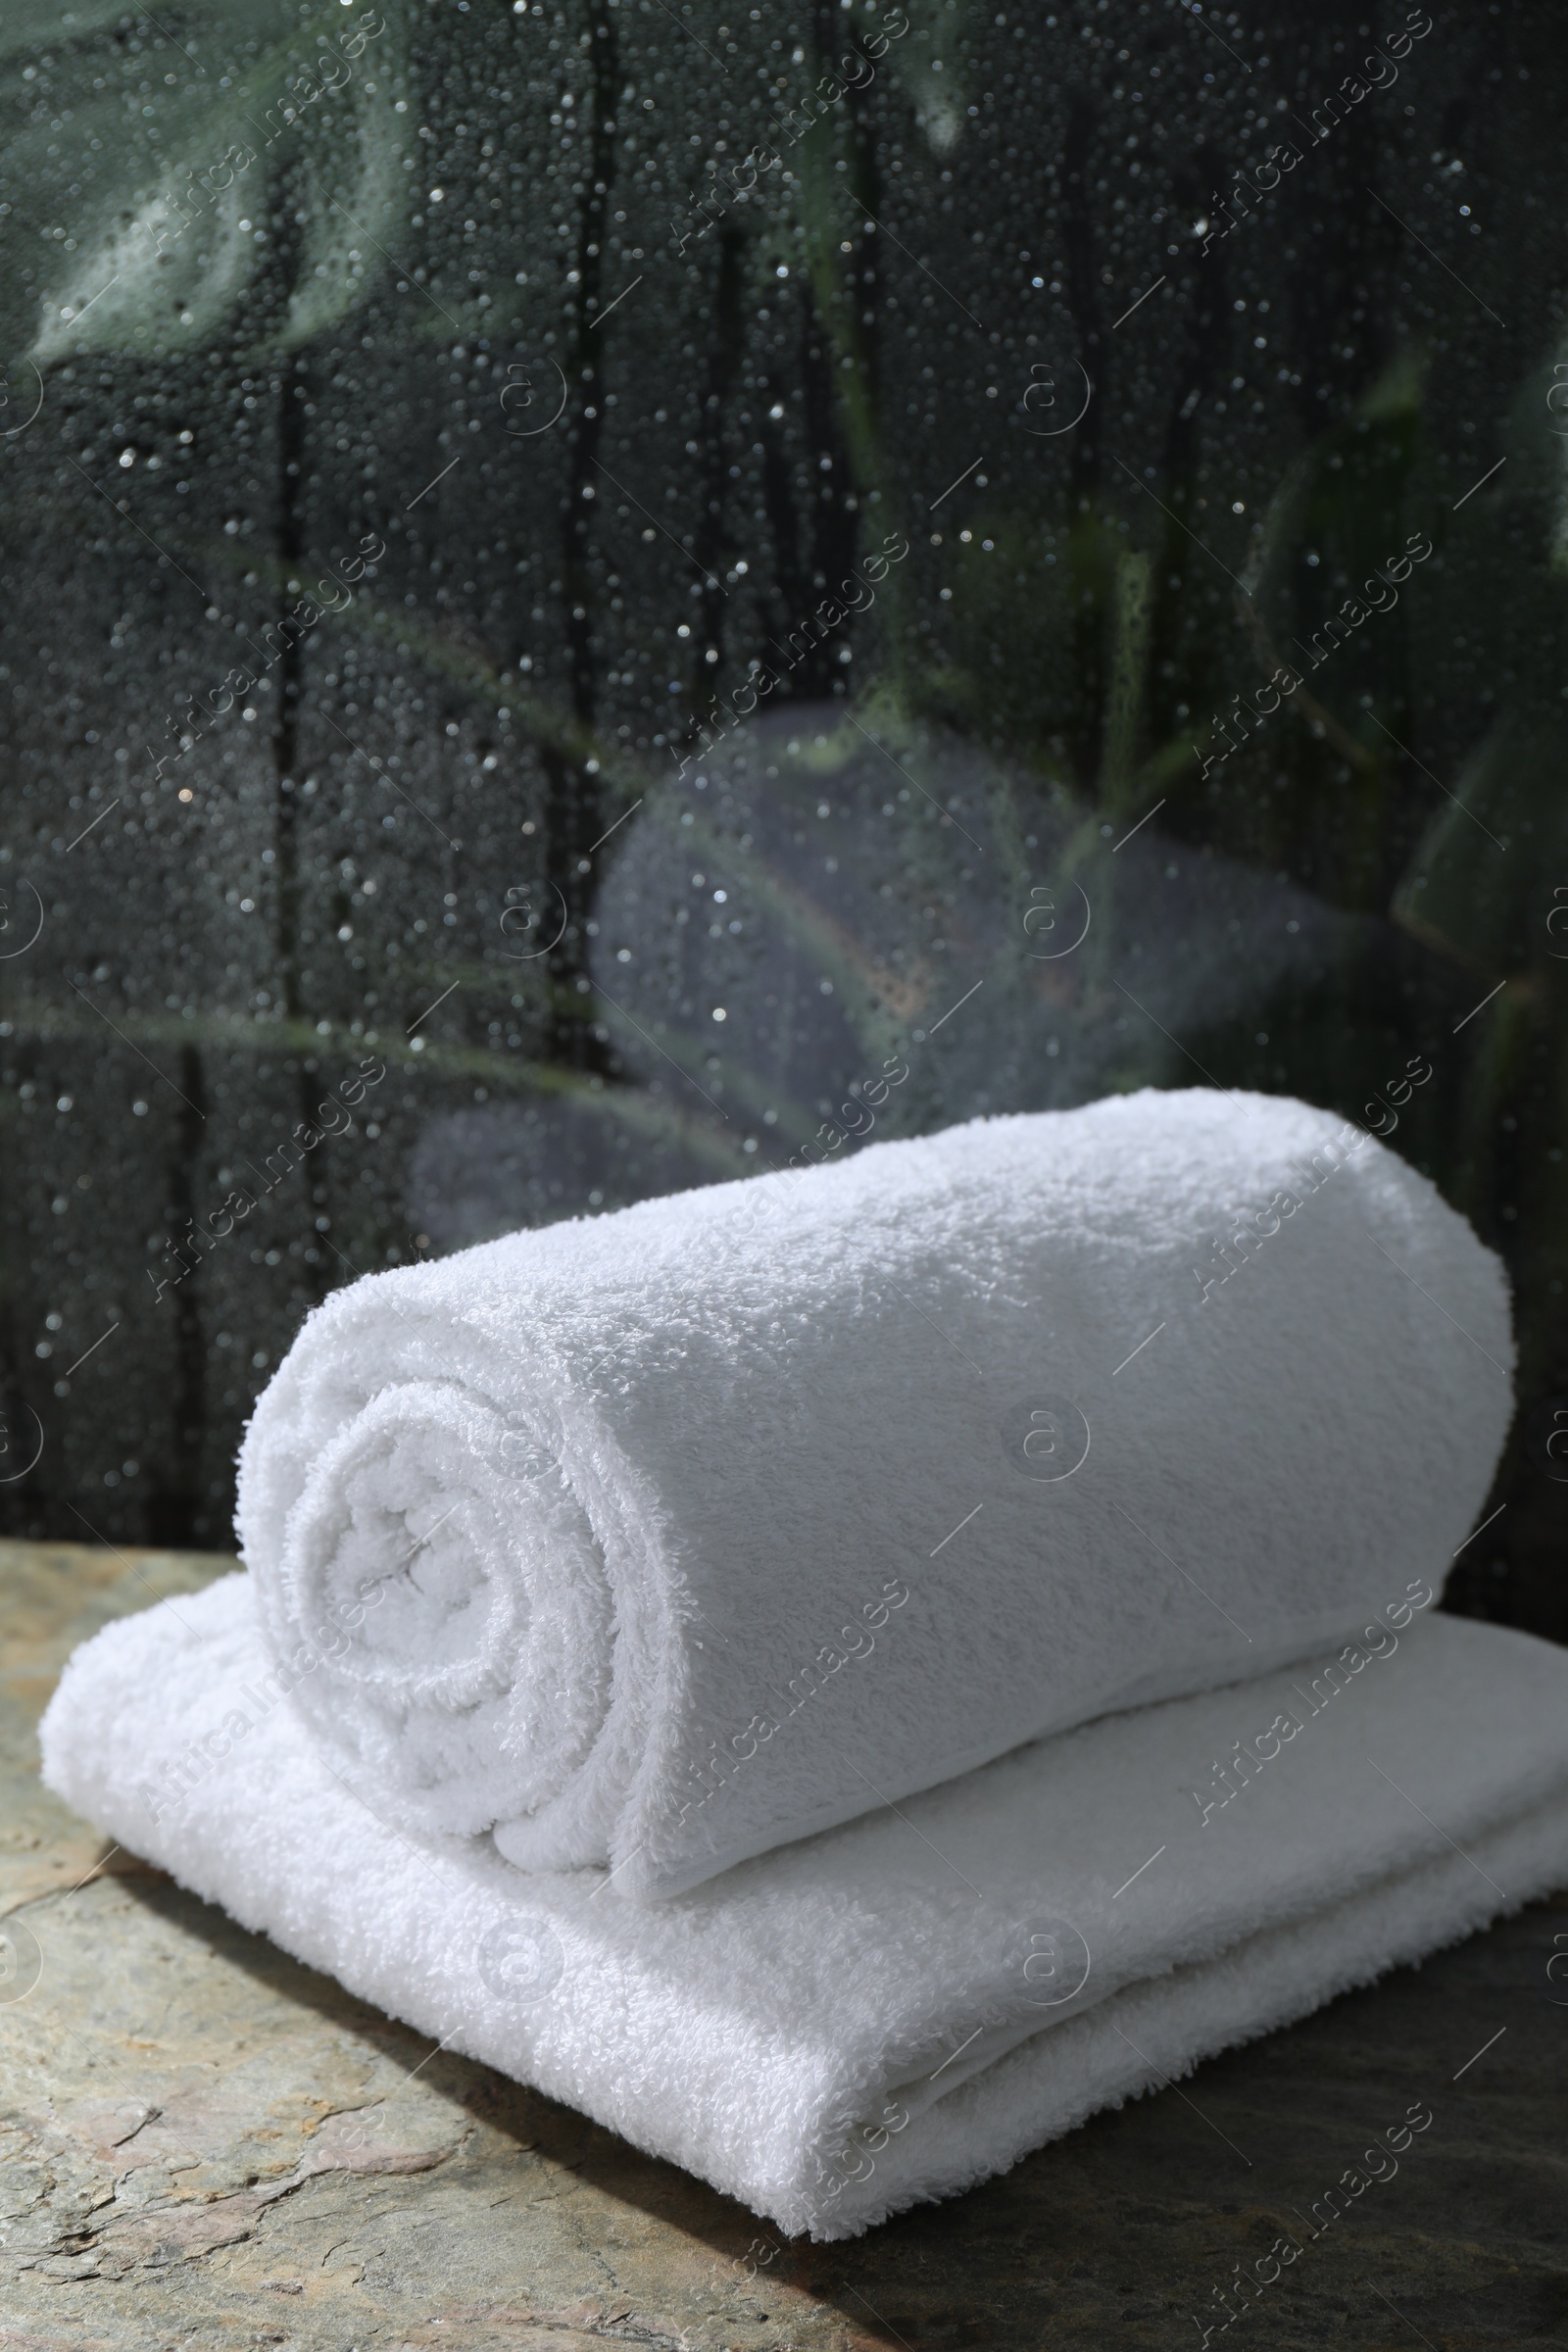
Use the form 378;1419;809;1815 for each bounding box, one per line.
40;1084;1560;2238
233;1088;1511;1899
40;1585;1568;2238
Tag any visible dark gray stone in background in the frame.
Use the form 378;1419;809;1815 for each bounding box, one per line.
2;1539;1565;2351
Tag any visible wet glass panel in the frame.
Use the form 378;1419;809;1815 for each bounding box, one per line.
0;2;1560;1637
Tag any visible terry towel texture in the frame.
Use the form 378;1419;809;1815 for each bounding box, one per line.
235;1087;1512;1900
40;1589;1568;2239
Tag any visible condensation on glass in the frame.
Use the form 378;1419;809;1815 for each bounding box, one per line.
0;3;1561;1638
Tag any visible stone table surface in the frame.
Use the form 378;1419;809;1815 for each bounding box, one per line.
1;1538;1565;2352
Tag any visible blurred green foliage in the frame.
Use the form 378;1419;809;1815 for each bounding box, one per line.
0;0;1563;1635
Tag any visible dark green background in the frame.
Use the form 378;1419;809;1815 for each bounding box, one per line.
0;0;1563;1642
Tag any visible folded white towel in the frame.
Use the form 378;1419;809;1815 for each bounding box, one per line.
235;1087;1511;1901
40;1585;1568;2238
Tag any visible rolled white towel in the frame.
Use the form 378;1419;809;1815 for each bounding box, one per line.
237;1087;1512;1900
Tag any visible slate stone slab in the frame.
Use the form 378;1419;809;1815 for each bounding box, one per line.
2;1538;1565;2351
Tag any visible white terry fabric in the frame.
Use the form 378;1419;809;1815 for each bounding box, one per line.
234;1087;1513;1901
40;1586;1568;2240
